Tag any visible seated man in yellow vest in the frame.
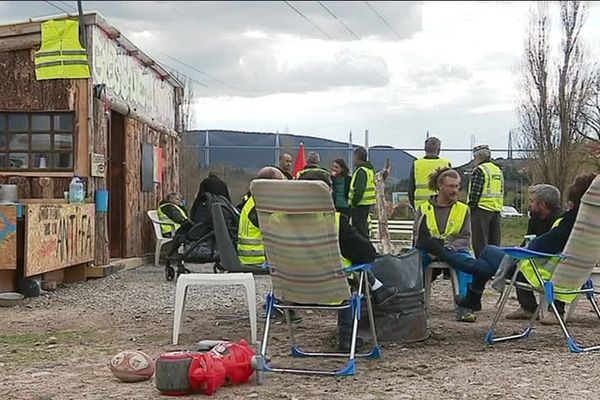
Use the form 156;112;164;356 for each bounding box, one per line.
413;167;476;322
298;170;398;351
238;167;303;323
424;174;596;324
158;192;191;238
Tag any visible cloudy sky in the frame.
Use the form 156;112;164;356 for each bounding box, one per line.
2;1;600;164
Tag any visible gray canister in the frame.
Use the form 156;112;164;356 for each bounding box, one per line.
0;184;18;204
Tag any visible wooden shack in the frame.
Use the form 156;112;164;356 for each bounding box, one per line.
0;12;183;291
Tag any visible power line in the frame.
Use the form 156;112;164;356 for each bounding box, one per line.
56;0;77;12
43;0;70;14
162;64;208;88
282;1;332;39
317;1;360;40
364;1;402;39
164;54;239;91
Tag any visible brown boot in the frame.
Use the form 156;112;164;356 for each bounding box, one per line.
506;308;537;320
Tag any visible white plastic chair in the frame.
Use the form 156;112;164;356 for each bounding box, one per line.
147;210;175;267
172;273;257;345
424;261;460;310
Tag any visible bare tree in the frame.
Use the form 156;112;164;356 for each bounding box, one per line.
518;1;596;195
518;2;556;187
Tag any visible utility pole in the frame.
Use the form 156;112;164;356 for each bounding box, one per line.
77;0;87;46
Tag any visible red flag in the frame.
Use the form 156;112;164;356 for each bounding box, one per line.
291;142;307;179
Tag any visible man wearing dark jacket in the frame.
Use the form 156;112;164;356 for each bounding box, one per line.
349;147;376;238
299;170;397;351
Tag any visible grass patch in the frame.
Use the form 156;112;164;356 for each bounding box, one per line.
501;217;529;247
0;330;83;345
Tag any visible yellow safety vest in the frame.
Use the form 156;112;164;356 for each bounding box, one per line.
420;200;469;244
469;162;504;212
35;19;90;80
157;203;186;236
413;158;451;210
518;217;577;302
349;166;376;206
237;197;265;266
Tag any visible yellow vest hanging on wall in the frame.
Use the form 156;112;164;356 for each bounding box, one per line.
35;19;90;80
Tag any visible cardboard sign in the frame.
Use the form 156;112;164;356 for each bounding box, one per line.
24;204;95;276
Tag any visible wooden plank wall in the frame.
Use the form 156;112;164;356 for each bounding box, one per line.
0;48;84;200
123;117;179;258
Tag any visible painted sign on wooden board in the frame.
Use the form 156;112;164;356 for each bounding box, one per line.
25;204;95;277
0;205;17;270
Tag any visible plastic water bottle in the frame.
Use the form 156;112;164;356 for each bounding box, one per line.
68;176;85;203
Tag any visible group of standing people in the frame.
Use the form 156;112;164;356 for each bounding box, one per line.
277;147;377;240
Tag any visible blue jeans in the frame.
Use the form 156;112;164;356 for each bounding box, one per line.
421;250;473;297
441;245;507;292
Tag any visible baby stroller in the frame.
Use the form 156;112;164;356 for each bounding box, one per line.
164;192;240;280
164;174;239;281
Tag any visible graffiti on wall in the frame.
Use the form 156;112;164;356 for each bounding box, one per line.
91;26;176;129
0;205;17;270
25;204;95;276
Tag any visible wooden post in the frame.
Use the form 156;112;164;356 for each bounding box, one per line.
92;99;109;266
375;158;392;254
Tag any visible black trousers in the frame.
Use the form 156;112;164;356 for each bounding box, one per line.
516;271;565;314
470;208;501;258
351;206;371;239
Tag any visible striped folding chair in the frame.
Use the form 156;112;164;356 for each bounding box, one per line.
485;175;600;352
249;179;380;376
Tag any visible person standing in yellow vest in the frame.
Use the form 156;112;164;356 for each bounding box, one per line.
35;19;90;80
158;192;190;238
349;147;376;239
413;168;476;322
408;137;451;211
467;145;504;258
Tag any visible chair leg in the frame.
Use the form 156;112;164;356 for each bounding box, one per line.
424;267;433;311
362;271;381;358
449;268;460;298
556;293;600;353
243;278;257;344
172;280;188;345
484;268;536;344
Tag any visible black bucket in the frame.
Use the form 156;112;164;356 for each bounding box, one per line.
358;251;428;343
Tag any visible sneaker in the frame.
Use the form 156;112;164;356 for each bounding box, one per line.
455;306;476;323
540;312;562;325
338;337;365;352
372;286;398;306
505;308;536;320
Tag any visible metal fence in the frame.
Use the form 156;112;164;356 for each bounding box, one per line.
180;130;530;211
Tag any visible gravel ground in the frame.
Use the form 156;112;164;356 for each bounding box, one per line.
2;263;600;400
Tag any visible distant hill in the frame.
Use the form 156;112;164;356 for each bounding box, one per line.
183;130;416;182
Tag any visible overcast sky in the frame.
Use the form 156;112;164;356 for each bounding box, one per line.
2;1;600;165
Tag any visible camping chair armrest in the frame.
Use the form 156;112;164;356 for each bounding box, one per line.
500;247;564;260
343;263;372;273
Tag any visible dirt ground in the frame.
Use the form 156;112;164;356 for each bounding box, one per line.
2;263;600;400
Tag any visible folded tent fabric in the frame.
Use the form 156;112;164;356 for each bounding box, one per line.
250;179;351;305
